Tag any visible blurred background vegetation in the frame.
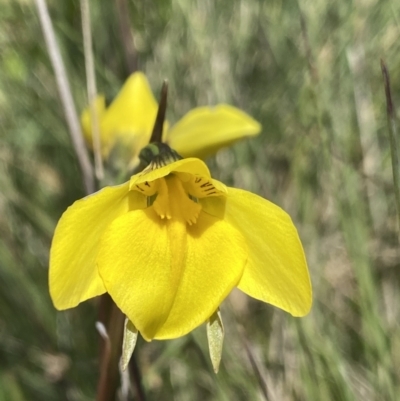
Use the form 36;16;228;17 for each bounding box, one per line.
1;0;400;400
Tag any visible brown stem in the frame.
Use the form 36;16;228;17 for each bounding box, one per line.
149;81;168;143
128;352;146;401
96;298;125;401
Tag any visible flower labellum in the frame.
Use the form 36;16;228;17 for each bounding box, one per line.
49;144;311;342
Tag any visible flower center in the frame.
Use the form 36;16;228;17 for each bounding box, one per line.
156;175;202;225
133;171;227;225
134;175;201;225
130;144;227;223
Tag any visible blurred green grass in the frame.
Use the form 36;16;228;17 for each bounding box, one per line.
1;0;400;400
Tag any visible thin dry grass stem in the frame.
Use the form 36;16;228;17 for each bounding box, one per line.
299;8;319;85
348;47;387;233
237;325;271;401
34;0;95;194
81;0;104;181
297;5;331;165
381;59;400;237
115;0;138;73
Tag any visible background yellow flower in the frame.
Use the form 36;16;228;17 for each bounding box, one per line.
81;72;261;166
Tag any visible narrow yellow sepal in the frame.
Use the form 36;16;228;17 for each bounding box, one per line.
80;72;168;162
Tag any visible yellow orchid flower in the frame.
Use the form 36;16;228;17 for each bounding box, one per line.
49;144;311;341
81;72;261;165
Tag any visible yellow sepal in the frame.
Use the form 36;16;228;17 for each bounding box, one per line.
224;188;312;316
167;104;261;159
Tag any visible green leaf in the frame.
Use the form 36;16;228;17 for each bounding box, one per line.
206;309;224;373
121;318;138;371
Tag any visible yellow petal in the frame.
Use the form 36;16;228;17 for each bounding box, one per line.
97;208;246;341
81;95;106;150
167;104;261;159
158;212;246;339
100;72;160;157
224;188;312;316
129;158;211;188
49;182;141;310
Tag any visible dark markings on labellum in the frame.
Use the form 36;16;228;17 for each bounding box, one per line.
201;182;212;188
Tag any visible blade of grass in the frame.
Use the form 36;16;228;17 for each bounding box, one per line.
115;0;138;74
81;0;104;181
381;59;400;236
